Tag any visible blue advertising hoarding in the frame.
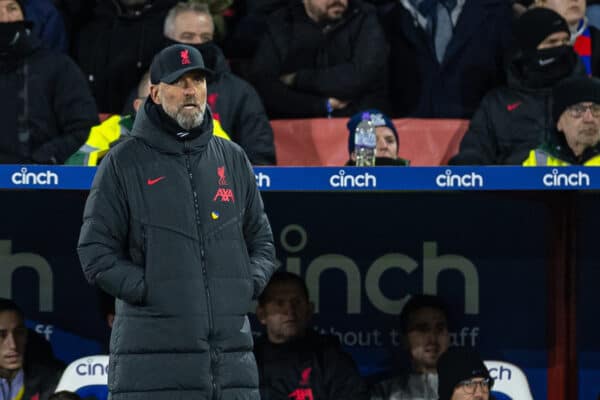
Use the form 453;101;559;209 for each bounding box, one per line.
1;187;552;399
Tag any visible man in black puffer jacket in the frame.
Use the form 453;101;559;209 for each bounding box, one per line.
78;44;276;400
0;0;98;164
249;0;389;118
254;271;368;400
450;7;586;165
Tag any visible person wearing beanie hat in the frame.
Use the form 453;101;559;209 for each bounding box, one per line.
0;0;98;164
535;0;600;76
78;42;276;400
524;75;600;164
437;348;493;400
450;8;585;165
345;109;409;166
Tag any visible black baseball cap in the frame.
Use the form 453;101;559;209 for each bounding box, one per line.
150;44;213;84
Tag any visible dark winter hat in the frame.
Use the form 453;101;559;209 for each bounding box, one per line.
437;348;491;400
553;76;600;124
513;8;569;52
347;109;398;154
14;0;25;15
150;44;212;84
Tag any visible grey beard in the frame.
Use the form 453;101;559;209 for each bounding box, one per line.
175;108;205;130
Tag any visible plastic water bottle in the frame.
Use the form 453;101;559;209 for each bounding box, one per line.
354;112;376;166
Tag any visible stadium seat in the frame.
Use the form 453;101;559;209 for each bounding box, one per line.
55;355;109;400
484;360;534;400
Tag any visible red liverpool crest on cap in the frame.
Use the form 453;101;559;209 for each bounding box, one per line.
180;49;191;65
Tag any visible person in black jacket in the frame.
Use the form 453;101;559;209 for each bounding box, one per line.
450;7;585;165
73;0;179;113
163;1;276;164
381;0;513;118
77;44;276;400
0;298;63;400
254;271;368;400
249;0;389;118
535;0;600;76
0;0;98;164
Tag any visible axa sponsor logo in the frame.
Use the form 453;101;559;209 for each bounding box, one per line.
542;169;590;187
436;170;483;188
329;170;377;188
11;167;58;185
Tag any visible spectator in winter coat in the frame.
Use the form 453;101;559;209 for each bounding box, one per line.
249;0;389;118
163;1;276;164
524;75;600;164
0;298;63;400
254;271;369;400
535;0;600;76
0;0;98;164
370;295;451;400
450;8;584;165
381;0;513;118
73;0;179;113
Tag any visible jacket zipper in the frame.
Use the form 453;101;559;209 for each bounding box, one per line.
183;142;217;399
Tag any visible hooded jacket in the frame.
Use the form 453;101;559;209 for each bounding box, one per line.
201;41;276;165
74;0;179;113
78;101;276;400
0;27;98;164
450;47;586;165
253;331;368;400
250;0;389;118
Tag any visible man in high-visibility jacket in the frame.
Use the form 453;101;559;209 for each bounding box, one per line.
524;76;600;165
66;72;229;166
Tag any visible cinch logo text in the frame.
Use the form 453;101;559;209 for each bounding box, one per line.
329;170;376;188
76;359;109;376
255;172;271;188
542;169;590;187
11;167;58;185
436;170;483;188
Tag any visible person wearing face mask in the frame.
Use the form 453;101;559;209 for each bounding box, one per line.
162;1;276;165
450;7;584;165
0;0;98;164
535;0;600;76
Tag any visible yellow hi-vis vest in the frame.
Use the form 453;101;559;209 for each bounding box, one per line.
523;149;600;166
65;115;230;166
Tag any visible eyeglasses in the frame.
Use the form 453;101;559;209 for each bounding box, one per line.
457;378;493;394
566;103;600;118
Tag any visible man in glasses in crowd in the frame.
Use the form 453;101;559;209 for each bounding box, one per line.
436;348;493;400
524;76;600;165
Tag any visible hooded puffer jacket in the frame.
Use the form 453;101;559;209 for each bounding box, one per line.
78;103;276;400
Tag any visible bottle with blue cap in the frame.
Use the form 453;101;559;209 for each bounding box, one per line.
354;112;376;166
